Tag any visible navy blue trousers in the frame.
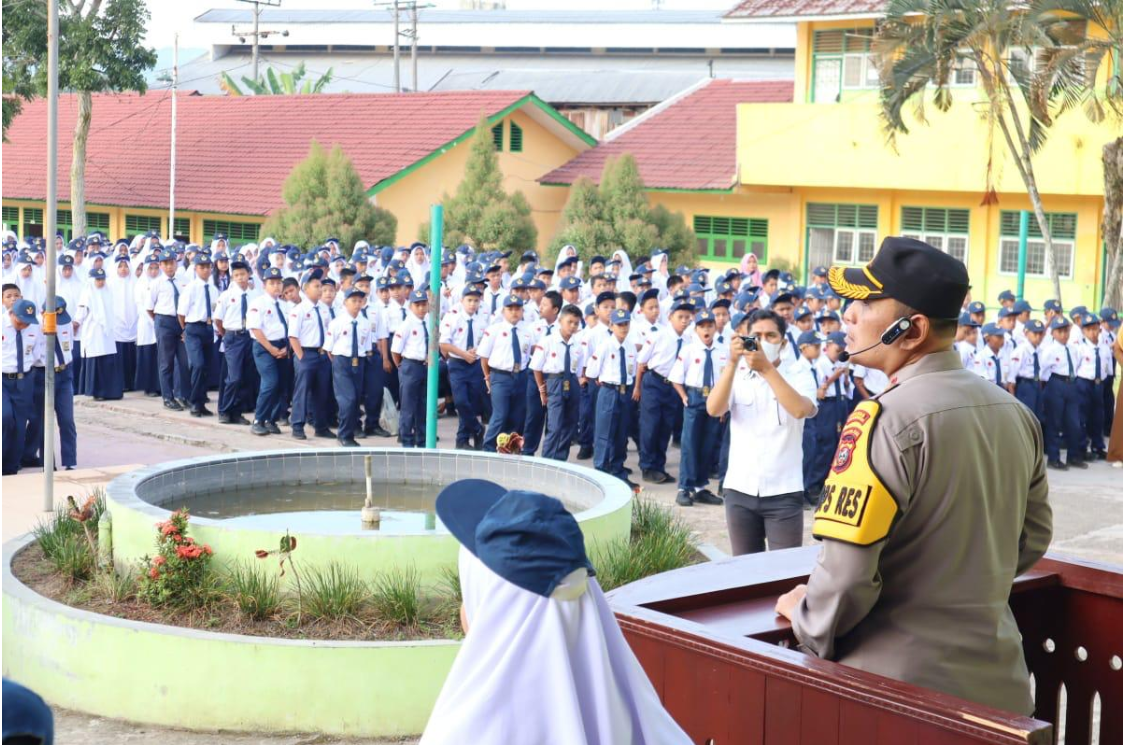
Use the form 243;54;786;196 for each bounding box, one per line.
291;349;331;432
218;332;251;416
594;382;630;480
135;343;160;394
1045;376;1082;462
362;351;387;434
154;314;189;401
183;322;214;408
251;340;287;424
1077;378;1105;453
802;401;843;497
332;355;364;441
521;373;547;455
21;365;77;468
484;369;526;452
398;359;427;447
678;389;721;491
3;375;34;475
1014;378;1044;426
447;358;486;445
577;380;596;448
542;374;579;461
638;373;678;473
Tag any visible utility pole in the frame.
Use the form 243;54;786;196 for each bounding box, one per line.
393;0;401;93
235;0;283;84
375;1;433;93
410;3;418;93
169;33;178;240
43;0;59;512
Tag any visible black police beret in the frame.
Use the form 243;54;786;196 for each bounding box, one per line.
827;236;969;320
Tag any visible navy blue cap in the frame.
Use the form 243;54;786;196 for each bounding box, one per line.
812;265;829;278
435;480;593;598
521;251;538;263
730;312;747;330
375;276;390;289
530;278;547;291
997;306;1018;319
594;290;616;306
685;283;705;295
344;288;366;300
967;301;986;314
144;254;162;265
114;254;131;264
321;277;337;288
462;285;483;297
192;254;212;266
694;309;716;325
1080;312;1100;327
671;293;696;313
536;265;554;275
1070;305;1089;318
408;288;428;304
1024;319;1046;334
510;276;529;290
639;287;660;304
2;678;55;744
261;267;284;281
794;306;812;320
11;299;38;323
160;250;178;262
1100;307;1121;325
998;289;1016;302
502;293;523;308
709;297;731;310
675;264;692;275
558;256;579;267
797;330;822;347
583;303;596;316
826;331;848;346
610;308;631;325
300;268;324;285
958;311;981;328
981;322;1005;337
59;254;74;267
1049;315;1071;330
816;310;841;323
1043;299;1062;313
1013;299;1032;313
770;289;797;306
88;268;106;280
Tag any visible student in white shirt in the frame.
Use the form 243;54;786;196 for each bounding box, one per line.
530;304;585;462
324;288;371;447
669;309;730;506
635;291;694;484
391;288;432;448
851;362;889;402
973;324;1013;392
246;267;291;435
352;275;392;439
177;254;218;416
147;251;190;408
2;299;41;475
440;285;488;450
955;312;980;371
584;308;638;486
1010;319;1047;427
1041;315;1084;469
706;308;817;554
575;292;617;460
478;293;533;453
133;256;163;396
796;329;837;505
1076;313;1110;459
214;258;255;425
521;289;563;456
287;270;333;440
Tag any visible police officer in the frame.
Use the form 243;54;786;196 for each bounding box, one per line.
775;237;1051;716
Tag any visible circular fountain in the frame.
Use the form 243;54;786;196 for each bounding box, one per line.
2;448;632;738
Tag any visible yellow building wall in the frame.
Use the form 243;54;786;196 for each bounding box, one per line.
373;107;581;252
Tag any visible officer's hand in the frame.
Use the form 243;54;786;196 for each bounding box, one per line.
746;349;772;373
775;583;807;621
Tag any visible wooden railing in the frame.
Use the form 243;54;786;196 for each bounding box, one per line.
610;547;1121;745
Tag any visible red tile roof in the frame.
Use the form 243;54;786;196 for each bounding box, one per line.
539;79;792;191
724;0;886;20
2;90;534;216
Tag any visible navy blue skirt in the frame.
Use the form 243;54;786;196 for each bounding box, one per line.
82;354;124;400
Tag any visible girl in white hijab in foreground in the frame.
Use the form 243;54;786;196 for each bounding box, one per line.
423;479;691;745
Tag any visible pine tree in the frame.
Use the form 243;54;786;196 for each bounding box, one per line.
548;177;614;257
263;141;398;254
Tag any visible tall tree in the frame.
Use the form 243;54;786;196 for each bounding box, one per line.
3;0;157;236
549;176;614;257
599;154;660;256
876;0;1077;302
263;141;398;253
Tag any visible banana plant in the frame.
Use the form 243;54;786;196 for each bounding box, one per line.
218;62;335;96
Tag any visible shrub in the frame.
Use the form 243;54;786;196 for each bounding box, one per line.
93;567;137;603
49;533;96;584
228;560;282;621
137;509;216;608
592;497;698;591
304;562;367;621
33;490;105;561
371;566;424;628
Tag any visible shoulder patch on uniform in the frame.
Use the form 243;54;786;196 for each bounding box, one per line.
813;400;899;547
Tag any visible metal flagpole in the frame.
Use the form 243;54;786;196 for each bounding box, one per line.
424;205;443;449
170;34;178;239
43;0;60;512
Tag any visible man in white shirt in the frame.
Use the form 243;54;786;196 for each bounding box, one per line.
521;289;563;456
955;312;980;370
973;323;1013;392
531;303;585;461
353;275;392;440
1076;312;1109;460
1041;315;1084;469
1010;319;1047;428
705;308;817;554
177;254;218;416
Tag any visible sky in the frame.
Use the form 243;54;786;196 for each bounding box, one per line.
146;0;737;49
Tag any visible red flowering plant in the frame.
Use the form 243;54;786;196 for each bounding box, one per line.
137;509;215;607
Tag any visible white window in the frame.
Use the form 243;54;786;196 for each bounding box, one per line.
842;54;880;89
998;239;1074;279
832;229;878;264
952;50;978;87
903;233;969;264
901;207;970;265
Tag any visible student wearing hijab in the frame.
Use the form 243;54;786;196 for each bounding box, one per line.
422;479;692;745
108;255;139;391
133;255;162;396
75;268;123;400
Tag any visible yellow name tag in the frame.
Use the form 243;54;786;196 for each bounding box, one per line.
813;400;899;546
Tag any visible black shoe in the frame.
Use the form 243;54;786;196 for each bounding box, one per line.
1067;459;1089;469
190;408;204;418
93;396;106;401
624;467;633;475
292;429;307;440
1094;450;1108;460
354;431;368;439
642;470;673;484
280;417;291;427
456;442;475;451
176;398;190;409
339;437;360;448
693;489;723;506
624;478;639;491
1083;450;1097;461
163;399;183;411
64;465;76;471
577;446;593;460
251;422;269;436
233;414;251;425
265;421;282;435
370;426;393;438
470;429;483;450
672;438;681;449
675;490;694;507
314;429;336;439
1047;460;1069;471
197;406;214;417
145;391;162;398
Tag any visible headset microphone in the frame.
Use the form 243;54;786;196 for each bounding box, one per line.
838;317;912;363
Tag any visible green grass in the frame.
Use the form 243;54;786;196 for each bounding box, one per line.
227;561;282;621
32;489;106;562
304;562;368;621
592;496;698;591
436;564;461;605
93;568;137;603
47;533;96;584
371;567;424;628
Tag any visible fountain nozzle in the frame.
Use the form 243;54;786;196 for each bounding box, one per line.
361;454;381;529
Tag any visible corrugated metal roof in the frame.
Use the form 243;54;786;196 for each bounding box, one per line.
170;51;794;102
196;9;728;25
724;0;886;20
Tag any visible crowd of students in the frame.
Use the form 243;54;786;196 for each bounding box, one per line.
2;230;1120;496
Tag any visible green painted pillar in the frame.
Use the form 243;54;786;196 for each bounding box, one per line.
425;205;443;449
1016;210;1030;301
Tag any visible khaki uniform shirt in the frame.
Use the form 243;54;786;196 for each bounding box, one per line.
791;350;1052;715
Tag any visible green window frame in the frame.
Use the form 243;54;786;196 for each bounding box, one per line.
811;28;877;102
998;211;1076;279
53;210;110;241
510;121;523;152
202;219;260;246
86;212;110;232
22;207;44;238
125;214;162;238
492;122;504;151
806;203;878;267
693;215;768;263
173;217;191;242
2;206;19;234
900;206;970;265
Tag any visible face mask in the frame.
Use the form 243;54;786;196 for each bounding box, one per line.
760;340;783;363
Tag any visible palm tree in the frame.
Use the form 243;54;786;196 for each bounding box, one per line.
874;0;1084;303
219;62;334;96
1027;0;1122;307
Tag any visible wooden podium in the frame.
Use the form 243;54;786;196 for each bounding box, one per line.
609;547;1121;745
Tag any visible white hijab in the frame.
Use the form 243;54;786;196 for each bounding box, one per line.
611;249;633;293
77;280;116;357
420;549;691;745
107;262;138;342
